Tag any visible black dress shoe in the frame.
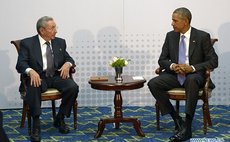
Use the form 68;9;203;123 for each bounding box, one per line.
30;128;41;142
54;118;70;134
174;116;185;134
169;127;192;142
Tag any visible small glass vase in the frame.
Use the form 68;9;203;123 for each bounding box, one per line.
114;67;123;82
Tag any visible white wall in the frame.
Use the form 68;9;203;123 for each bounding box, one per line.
1;0;230;109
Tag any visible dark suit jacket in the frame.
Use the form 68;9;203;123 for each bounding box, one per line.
159;27;218;74
16;35;75;76
158;27;218;88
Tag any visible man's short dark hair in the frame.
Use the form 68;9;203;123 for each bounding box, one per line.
173;7;192;24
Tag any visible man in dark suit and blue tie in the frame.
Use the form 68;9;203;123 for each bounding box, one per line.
16;16;79;141
148;7;218;141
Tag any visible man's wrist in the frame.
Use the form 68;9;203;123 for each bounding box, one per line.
66;62;72;68
25;68;33;76
191;65;195;72
170;63;176;70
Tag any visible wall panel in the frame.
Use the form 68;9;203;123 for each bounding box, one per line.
0;0;229;108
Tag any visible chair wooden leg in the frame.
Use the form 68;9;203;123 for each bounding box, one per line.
202;103;208;134
20;100;27;128
21;101;31;135
205;101;212;127
73;100;78;129
155;101;160;130
206;107;212;126
51;100;56;120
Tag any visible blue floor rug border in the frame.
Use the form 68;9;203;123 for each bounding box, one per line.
2;105;230;142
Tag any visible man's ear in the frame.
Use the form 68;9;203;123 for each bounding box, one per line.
184;18;190;26
39;27;45;35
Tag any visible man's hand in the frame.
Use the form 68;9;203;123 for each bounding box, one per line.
58;62;71;79
181;64;193;74
28;69;41;87
172;64;185;74
172;64;193;75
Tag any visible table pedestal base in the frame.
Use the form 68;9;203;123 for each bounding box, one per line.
94;117;145;138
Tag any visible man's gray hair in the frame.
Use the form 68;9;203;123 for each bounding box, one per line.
173;7;192;24
36;16;53;34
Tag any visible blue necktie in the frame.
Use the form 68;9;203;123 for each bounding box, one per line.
177;35;186;85
45;42;55;77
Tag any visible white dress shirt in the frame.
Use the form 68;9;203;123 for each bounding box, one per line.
170;27;195;71
25;35;51;74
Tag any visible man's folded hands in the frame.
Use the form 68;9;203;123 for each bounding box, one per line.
172;64;193;75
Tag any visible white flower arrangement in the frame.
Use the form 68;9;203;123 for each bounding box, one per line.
109;56;130;67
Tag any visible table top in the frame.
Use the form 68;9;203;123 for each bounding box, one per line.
88;75;146;91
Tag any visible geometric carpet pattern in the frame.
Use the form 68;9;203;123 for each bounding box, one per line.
2;105;230;142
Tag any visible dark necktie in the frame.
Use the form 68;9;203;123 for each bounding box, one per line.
177;35;186;85
45;42;55;77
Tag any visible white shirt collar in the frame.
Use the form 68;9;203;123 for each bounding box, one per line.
38;35;51;45
180;26;191;39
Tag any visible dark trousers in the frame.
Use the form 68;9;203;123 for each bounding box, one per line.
147;72;204;118
0;111;9;142
25;72;79;118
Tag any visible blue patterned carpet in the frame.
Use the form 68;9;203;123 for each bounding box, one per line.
2;105;230;142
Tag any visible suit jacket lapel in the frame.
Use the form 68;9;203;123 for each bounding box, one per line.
33;36;43;68
51;39;59;68
174;33;180;63
189;28;197;59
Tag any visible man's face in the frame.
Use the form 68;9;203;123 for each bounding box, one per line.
171;13;187;33
40;20;57;41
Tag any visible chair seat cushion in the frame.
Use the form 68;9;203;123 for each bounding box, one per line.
41;88;61;96
167;88;212;97
20;88;61;99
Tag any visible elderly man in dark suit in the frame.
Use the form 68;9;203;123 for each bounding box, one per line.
148;7;218;141
16;16;79;141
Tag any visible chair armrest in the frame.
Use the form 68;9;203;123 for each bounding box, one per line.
203;69;213;99
69;65;76;79
155;67;164;75
19;74;29;99
70;66;76;74
204;70;211;88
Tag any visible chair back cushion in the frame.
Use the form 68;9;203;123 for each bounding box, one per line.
11;40;21;53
